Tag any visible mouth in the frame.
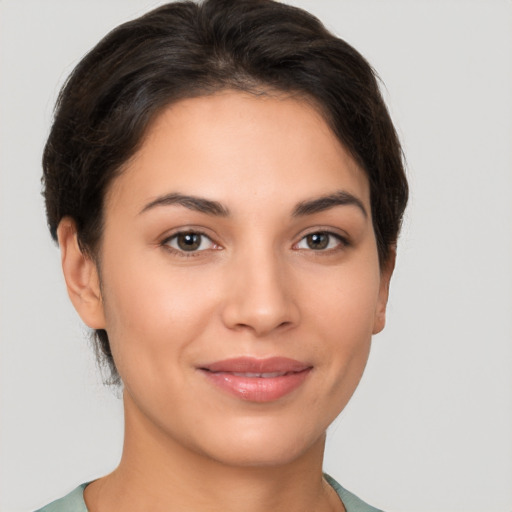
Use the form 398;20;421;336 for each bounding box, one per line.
198;357;312;403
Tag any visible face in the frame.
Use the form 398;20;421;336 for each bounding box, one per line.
74;91;392;467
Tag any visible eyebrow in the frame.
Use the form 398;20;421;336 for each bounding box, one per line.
139;190;367;218
140;193;230;216
292;191;368;218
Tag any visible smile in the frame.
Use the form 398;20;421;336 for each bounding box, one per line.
231;372;288;378
199;357;312;402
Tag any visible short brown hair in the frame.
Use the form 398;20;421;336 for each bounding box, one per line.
43;0;408;384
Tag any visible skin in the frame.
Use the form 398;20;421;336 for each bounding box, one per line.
58;91;394;512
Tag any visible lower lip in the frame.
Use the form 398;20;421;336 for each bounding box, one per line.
200;369;311;402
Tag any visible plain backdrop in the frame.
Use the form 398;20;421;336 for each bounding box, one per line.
1;1;511;511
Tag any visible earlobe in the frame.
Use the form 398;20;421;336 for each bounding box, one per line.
57;217;106;329
372;247;396;335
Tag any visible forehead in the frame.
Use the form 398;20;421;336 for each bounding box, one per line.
108;91;370;215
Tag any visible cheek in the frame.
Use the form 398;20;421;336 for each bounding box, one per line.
307;256;381;340
304;257;381;399
100;255;221;379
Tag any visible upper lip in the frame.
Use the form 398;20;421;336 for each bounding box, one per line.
199;357;311;374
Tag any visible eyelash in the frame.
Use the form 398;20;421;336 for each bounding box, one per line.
294;231;349;252
161;230;219;258
160;229;349;257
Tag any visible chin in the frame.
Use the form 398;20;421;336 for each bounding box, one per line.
191;418;327;469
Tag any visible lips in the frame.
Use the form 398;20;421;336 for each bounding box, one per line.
198;357;312;402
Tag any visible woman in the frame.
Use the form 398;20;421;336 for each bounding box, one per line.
37;0;407;510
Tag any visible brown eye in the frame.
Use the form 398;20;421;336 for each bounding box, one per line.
305;233;329;250
295;231;346;251
164;232;216;253
177;233;201;251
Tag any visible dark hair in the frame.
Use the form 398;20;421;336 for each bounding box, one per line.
42;0;408;384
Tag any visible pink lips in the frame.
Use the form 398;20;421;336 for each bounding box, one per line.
199;357;312;402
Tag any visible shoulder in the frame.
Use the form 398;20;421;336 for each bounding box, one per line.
324;474;385;512
34;484;89;512
34;477;382;512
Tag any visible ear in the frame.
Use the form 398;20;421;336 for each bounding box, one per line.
372;246;396;335
57;217;106;329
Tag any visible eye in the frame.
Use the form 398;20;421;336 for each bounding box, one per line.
163;231;217;253
295;231;346;251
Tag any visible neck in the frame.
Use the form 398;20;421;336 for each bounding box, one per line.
84;392;344;512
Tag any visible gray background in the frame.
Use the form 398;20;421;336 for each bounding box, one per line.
1;1;511;511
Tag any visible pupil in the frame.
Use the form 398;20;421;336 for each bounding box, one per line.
307;233;328;250
178;233;200;251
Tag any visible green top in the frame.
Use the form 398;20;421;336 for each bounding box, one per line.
35;474;383;512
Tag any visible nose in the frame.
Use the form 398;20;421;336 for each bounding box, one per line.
221;250;300;337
